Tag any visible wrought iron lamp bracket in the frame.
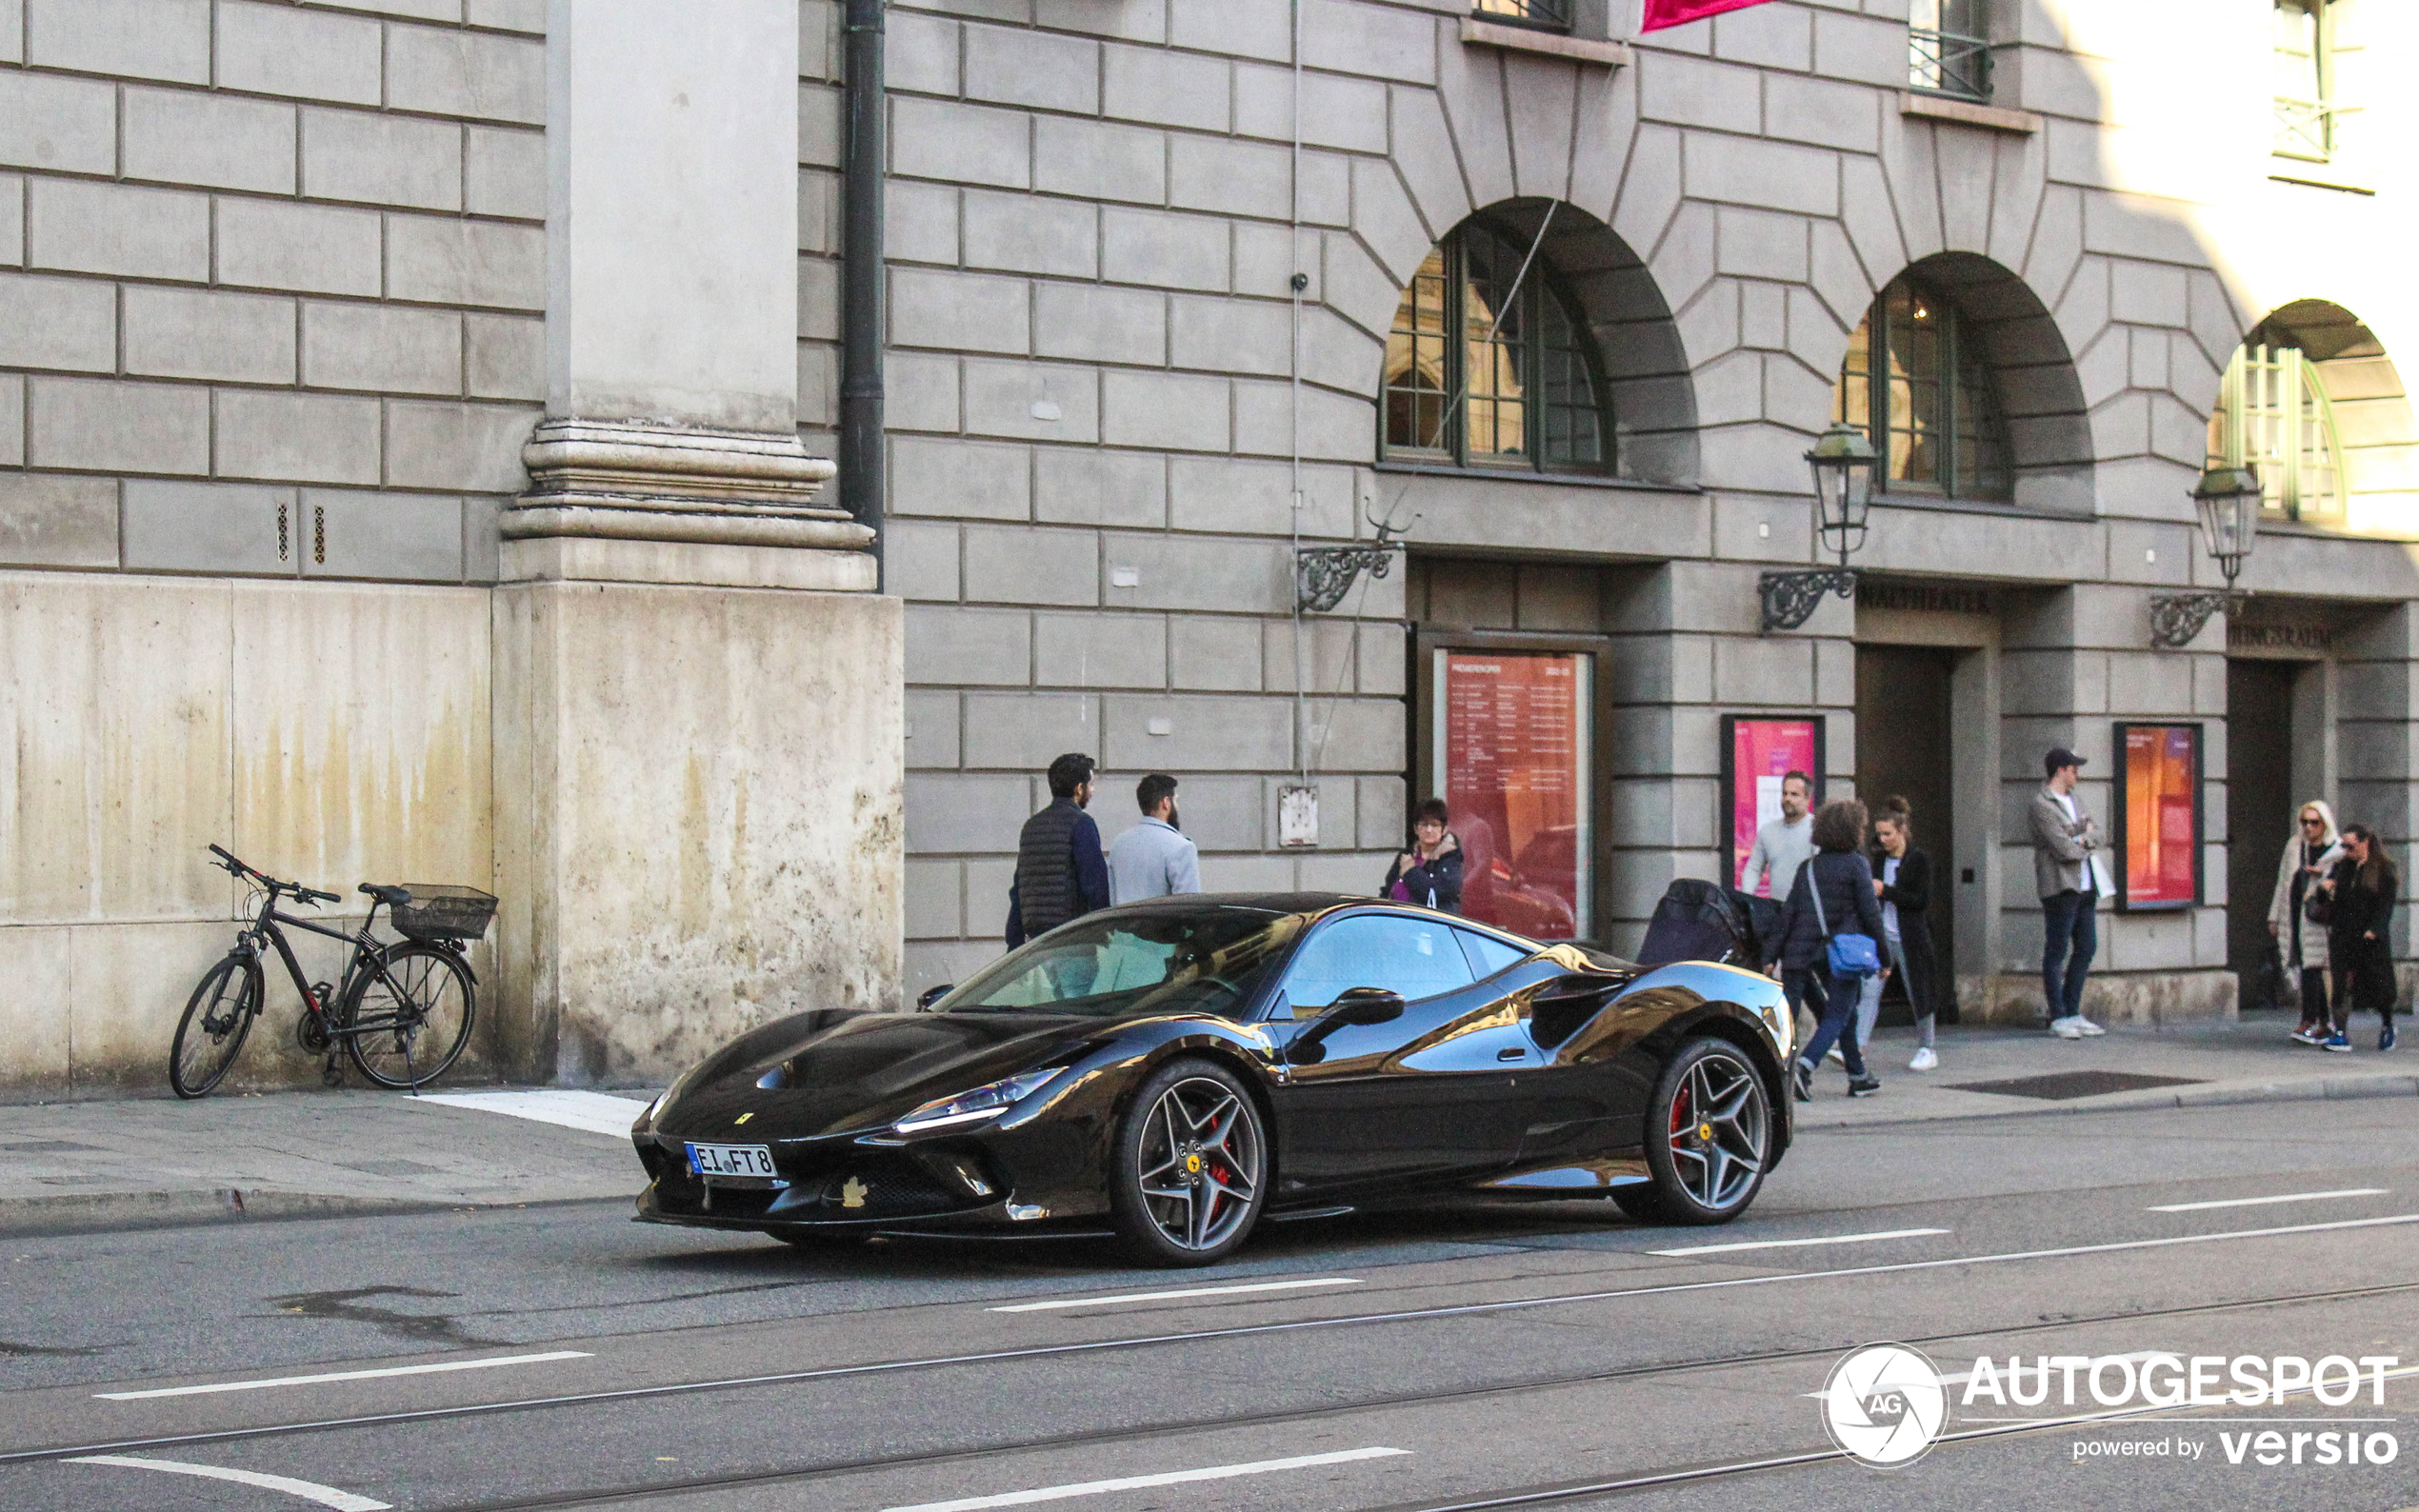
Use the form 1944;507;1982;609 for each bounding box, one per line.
1758;567;1860;634
1296;512;1413;614
2148;587;2247;648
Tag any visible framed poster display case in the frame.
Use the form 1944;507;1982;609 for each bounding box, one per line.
1719;715;1828;898
2113;722;2204;911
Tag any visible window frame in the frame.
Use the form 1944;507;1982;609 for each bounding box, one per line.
1833;276;2015;505
1908;0;1994;103
2209;341;2349;525
2271;0;2337;164
1469;0;1573;32
1380;221;1613;478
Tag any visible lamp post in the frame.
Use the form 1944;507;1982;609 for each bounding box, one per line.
1760;421;1880;633
2149;466;2263;647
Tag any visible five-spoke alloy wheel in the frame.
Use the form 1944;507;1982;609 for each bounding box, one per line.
1110;1059;1268;1266
1629;1037;1773;1225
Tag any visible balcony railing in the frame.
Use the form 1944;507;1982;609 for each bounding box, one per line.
1471;0;1572;31
2272;95;2336;162
1909;27;1992;102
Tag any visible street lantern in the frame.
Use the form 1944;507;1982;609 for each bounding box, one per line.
1761;422;1881;632
2150;466;2266;647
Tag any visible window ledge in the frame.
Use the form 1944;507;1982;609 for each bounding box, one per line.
1870;492;2090;525
1460;17;1630;68
2269;163;2374;195
1374;460;1695;495
1899;90;2041;134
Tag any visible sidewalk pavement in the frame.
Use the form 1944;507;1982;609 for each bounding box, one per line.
0;1019;2409;1237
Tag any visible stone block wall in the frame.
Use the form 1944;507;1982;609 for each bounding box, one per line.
0;0;547;584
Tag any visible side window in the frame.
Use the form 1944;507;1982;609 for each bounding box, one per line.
1456;929;1530;981
1280;915;1475;1012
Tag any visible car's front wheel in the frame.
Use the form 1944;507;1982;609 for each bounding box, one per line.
1630;1038;1773;1225
1110;1059;1268;1266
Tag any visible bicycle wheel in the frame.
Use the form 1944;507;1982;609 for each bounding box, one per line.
170;953;261;1100
342;944;477;1089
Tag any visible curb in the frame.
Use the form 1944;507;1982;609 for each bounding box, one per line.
1799;1071;2419;1131
0;1187;626;1240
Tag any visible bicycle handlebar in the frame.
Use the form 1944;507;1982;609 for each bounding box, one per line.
207;845;338;905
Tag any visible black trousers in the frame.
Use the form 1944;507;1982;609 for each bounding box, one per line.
2298;966;2333;1032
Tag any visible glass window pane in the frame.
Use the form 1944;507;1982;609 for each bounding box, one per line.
1281;915;1475;1010
1456;929;1530;980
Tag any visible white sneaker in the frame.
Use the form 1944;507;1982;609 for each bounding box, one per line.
2049;1016;2085;1039
2075;1017;2107;1037
1909;1046;1938;1072
1825;1045;1845;1065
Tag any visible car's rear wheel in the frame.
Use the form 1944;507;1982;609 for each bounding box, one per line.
1631;1038;1772;1225
1110;1059;1268;1267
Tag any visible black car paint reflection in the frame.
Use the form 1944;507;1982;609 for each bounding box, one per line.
630;893;1794;1250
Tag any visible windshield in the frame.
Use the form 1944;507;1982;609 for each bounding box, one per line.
938;907;1306;1019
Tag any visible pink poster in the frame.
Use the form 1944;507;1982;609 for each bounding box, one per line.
1435;651;1591;940
1729;718;1822;895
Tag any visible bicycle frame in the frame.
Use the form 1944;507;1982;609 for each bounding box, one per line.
240;888;423;1041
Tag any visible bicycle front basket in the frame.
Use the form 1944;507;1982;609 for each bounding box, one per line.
389;884;498;944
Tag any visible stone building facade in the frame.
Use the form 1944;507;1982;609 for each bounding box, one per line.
0;0;2413;1095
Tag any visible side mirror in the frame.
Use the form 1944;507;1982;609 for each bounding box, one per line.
917;984;954;1010
1283;987;1405;1064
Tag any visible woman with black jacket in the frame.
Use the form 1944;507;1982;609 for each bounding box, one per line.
1866;797;1942;1072
1775;797;1888;1099
2319;824;2400;1052
1381;797;1465;914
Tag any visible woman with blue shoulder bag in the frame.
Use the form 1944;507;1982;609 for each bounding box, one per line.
1774;797;1889;1100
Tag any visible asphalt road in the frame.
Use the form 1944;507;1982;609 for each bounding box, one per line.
1;1097;2414;1512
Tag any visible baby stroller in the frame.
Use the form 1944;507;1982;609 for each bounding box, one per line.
1636;878;1782;973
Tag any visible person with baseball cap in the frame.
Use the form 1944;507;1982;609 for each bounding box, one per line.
2030;746;2111;1038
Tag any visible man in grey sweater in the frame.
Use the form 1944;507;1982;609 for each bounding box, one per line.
2030;746;2111;1038
1109;773;1201;905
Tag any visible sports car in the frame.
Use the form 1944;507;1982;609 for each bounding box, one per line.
630;893;1794;1266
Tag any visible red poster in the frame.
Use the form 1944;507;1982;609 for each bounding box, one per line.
2122;725;2200;907
1729;718;1823;895
1642;0;1779;31
1435;651;1590;940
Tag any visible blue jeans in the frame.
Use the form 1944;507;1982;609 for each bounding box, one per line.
1792;966;1868;1078
2042;886;2098;1020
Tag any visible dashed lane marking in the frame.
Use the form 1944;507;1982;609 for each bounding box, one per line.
70;1455;390;1511
1649;1226;1950;1257
879;1447;1410;1511
990;1279;1364;1313
95;1350;592;1401
2149;1187;2389;1213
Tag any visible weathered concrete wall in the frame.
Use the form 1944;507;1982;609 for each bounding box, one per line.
492;580;904;1086
0;571;495;1096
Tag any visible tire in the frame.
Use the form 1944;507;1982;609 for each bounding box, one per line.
342;944;477;1089
170;953;262;1100
1637;1038;1774;1226
1109;1059;1269;1267
1609;1185;1665;1224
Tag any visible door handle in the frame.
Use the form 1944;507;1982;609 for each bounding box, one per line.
1496;1046;1528;1062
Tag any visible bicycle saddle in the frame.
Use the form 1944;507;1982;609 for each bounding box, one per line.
359;884;413;906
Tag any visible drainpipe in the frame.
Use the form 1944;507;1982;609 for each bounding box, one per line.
840;0;887;585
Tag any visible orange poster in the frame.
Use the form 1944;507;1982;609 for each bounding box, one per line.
2120;724;2200;908
1435;650;1591;940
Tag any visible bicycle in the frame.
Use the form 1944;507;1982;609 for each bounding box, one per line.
170;845;494;1100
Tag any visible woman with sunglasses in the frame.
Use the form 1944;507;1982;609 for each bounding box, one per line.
2268;801;2344;1044
2317;824;2401;1052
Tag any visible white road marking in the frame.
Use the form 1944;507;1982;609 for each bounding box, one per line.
2149;1186;2389;1213
70;1455;390;1511
1649;1226;1949;1257
96;1350;592;1401
410;1088;652;1138
989;1278;1364;1313
880;1447;1410;1512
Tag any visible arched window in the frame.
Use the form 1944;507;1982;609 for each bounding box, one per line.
1382;222;1609;473
1833;276;2012;501
2209;342;2347;523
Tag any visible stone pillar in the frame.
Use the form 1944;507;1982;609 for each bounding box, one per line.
492;0;902;1084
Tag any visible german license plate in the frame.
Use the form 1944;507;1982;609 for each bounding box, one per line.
687;1143;776;1178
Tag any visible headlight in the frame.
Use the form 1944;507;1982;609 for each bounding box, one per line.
891;1068;1064;1135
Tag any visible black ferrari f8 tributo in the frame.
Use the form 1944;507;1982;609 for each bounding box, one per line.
631;893;1794;1265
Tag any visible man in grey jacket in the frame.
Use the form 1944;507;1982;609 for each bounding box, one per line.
1109;773;1201;905
2030;746;2110;1038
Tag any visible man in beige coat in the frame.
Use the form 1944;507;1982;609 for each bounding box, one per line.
2269;799;2345;1044
2029;746;2110;1038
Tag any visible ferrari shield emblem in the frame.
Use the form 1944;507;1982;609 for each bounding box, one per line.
840;1176;869;1208
1184;1153;1203;1175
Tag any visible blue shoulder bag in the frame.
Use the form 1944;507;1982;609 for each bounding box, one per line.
1809;859;1884;979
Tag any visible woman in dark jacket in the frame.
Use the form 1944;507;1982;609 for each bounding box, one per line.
1869;797;1942;1072
2320;824;2400;1051
1776;797;1888;1098
1381;797;1464;914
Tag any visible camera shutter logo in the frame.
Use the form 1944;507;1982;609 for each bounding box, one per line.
1819;1343;1948;1467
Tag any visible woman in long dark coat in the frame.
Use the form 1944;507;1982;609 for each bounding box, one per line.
1869;797;1942;1071
2320;824;2400;1052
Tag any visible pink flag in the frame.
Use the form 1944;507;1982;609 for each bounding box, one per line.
1640;0;1779;31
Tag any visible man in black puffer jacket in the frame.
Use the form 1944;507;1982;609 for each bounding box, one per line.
1006;752;1112;948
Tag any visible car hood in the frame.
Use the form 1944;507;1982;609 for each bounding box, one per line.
652;1008;1115;1142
